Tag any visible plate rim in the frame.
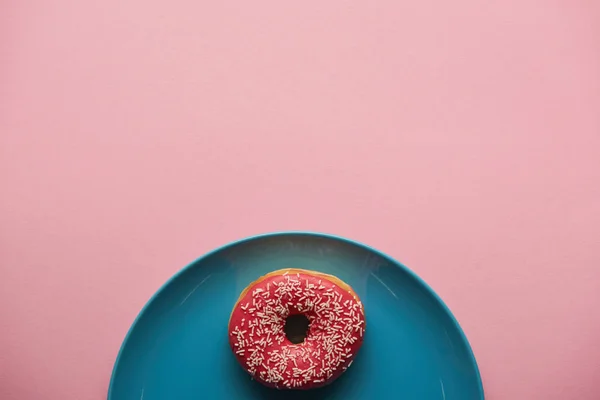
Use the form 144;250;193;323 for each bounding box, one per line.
107;231;485;399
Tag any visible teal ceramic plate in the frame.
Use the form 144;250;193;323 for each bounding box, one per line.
108;232;484;399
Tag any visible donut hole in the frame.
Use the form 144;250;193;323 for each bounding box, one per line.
284;314;310;344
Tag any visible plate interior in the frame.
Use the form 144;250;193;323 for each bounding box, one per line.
109;233;483;399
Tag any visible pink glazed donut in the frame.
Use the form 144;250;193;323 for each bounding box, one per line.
228;268;366;390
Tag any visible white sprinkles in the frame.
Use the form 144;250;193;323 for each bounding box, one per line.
229;272;365;389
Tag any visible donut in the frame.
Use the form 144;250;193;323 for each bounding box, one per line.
228;268;366;390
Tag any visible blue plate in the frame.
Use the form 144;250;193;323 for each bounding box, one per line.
108;232;484;399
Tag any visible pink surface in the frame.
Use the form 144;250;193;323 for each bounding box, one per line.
1;1;599;399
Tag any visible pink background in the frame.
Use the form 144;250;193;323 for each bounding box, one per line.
1;1;600;399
